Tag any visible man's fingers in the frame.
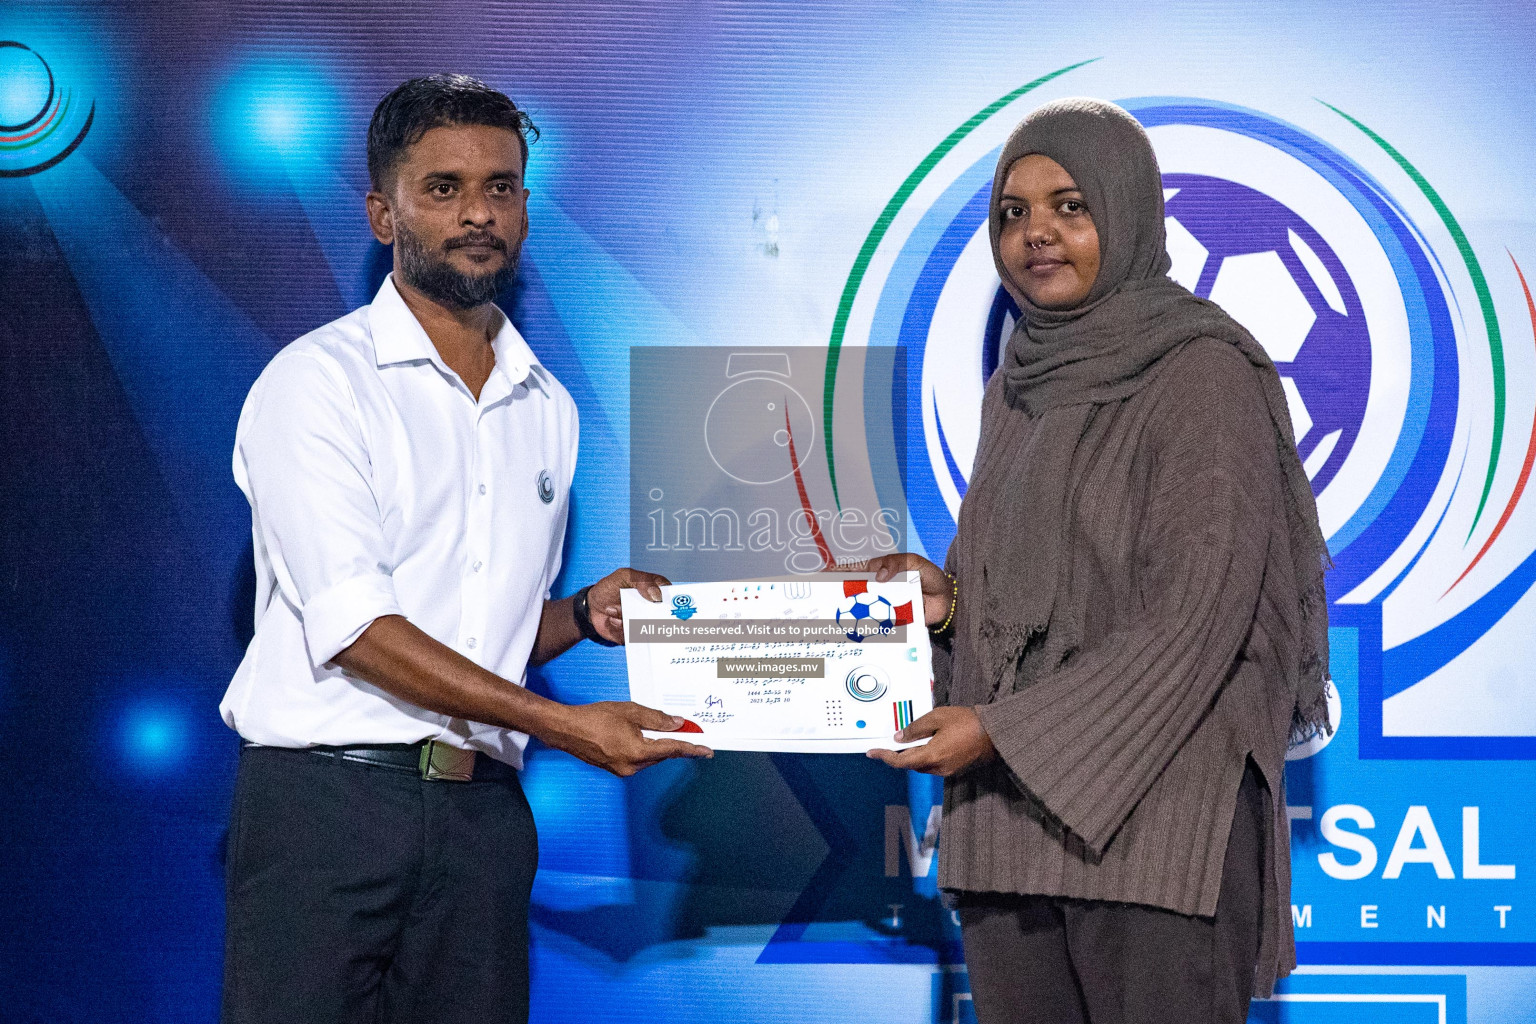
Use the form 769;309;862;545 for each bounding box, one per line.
595;567;669;610
625;568;668;602
640;738;713;760
596;614;626;645
623;701;686;731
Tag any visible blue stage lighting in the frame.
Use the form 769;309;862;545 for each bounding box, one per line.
213;57;342;182
515;98;560;194
119;700;188;771
0;44;51;124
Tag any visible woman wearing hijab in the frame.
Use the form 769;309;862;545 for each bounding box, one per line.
862;98;1331;1024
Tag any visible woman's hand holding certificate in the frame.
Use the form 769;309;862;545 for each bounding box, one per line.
852;553;997;777
865;706;996;777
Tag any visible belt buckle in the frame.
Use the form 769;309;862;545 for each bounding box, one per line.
419;740;476;782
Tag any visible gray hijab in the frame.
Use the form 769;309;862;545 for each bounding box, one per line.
950;97;1331;739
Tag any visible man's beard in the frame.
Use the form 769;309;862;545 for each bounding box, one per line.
396;222;520;310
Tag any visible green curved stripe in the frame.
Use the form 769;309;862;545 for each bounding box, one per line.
0;88;71;152
821;59;1099;508
1321;101;1506;542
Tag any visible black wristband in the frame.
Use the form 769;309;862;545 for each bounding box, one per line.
572;585;620;647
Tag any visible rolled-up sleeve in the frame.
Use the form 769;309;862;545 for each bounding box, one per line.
976;341;1280;856
234;351;403;668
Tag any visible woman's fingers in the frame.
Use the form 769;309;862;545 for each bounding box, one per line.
830;552;943;585
867;747;919;769
878;552;937;582
868;745;941;773
895;711;943;743
869;709;993;777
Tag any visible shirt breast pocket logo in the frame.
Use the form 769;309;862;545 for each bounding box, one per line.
535;469;555;505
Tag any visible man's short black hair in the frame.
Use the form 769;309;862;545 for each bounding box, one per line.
367;74;539;192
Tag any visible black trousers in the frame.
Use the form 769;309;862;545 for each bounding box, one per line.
958;762;1267;1024
222;745;538;1024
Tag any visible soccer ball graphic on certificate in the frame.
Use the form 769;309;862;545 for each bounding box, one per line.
836;593;896;640
834;582;914;642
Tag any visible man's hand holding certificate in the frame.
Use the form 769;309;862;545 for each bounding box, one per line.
621;576;934;753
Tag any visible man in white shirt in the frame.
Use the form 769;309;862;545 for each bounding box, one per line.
220;75;710;1024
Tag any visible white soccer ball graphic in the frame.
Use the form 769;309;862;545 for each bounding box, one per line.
1161;175;1371;490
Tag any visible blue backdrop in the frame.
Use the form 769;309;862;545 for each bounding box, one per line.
3;2;1535;1021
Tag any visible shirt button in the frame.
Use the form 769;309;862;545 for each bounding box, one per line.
466;637;478;649
473;560;484;572
478;483;487;495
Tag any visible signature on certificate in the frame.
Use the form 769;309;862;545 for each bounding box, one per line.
705;694;724;710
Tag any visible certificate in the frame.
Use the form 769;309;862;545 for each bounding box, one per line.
621;576;934;753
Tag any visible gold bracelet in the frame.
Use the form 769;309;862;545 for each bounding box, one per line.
929;572;958;635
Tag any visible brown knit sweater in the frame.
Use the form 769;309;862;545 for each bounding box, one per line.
937;337;1301;996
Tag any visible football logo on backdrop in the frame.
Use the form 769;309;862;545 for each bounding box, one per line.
968;171;1370;498
821;73;1536;759
1160;175;1368;489
0;41;95;178
907;99;1448;568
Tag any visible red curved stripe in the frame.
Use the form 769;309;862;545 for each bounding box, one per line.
1445;252;1536;595
785;405;834;569
0;94;61;144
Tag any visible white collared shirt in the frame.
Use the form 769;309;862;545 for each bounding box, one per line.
220;275;578;767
